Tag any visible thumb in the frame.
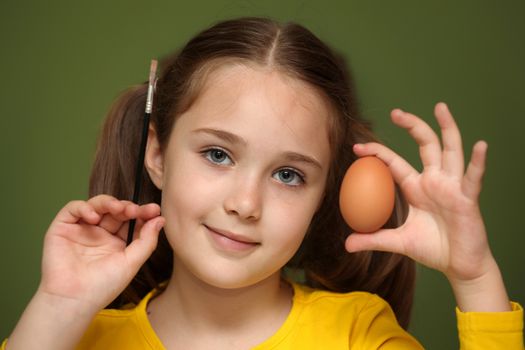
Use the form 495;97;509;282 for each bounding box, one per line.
345;229;406;255
125;217;165;269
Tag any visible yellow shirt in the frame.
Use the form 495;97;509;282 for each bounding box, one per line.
2;283;523;349
80;283;423;349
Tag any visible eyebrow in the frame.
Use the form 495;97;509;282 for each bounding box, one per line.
281;151;322;170
192;127;323;169
193;127;247;146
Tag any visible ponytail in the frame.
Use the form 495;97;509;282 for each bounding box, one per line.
89;84;155;203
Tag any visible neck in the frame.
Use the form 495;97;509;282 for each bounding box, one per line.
147;259;293;346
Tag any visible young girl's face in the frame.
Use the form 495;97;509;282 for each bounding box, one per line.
147;64;331;289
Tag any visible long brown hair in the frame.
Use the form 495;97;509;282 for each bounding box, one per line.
89;17;415;328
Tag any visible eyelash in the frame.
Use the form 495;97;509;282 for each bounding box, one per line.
200;147;306;187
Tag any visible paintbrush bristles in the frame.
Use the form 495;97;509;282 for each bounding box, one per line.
148;59;158;86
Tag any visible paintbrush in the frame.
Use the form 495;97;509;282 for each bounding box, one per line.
127;59;158;246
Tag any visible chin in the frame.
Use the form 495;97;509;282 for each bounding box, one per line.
189;261;282;291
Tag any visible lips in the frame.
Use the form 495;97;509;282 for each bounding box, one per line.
205;225;260;252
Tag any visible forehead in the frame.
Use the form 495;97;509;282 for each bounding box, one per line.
176;64;331;163
195;63;329;119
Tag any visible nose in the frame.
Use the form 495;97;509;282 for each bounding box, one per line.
223;175;262;221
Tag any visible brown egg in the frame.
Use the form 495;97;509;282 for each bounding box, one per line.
339;156;395;233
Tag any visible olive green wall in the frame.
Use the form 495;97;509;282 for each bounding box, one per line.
1;1;523;348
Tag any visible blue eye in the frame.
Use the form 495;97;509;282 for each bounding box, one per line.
273;169;304;186
204;148;233;165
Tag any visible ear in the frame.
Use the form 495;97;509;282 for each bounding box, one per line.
145;124;164;190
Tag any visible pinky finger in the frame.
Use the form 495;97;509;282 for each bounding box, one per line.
462;140;488;200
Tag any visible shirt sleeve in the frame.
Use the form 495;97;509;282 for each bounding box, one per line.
456;301;524;350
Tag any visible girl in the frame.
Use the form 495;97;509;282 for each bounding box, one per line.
4;17;523;349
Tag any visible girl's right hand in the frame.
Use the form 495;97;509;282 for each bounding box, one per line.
37;194;165;313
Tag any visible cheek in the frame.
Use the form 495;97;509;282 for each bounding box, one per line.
160;159;220;236
266;192;320;253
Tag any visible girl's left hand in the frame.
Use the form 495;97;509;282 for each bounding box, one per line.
346;102;494;285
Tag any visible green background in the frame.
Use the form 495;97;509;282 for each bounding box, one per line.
1;0;523;348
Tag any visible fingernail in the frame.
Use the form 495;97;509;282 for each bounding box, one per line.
155;220;164;231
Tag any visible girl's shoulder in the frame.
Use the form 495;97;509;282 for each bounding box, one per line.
253;282;421;349
75;288;165;350
291;281;391;315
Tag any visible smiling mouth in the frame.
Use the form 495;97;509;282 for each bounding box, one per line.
204;225;260;252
